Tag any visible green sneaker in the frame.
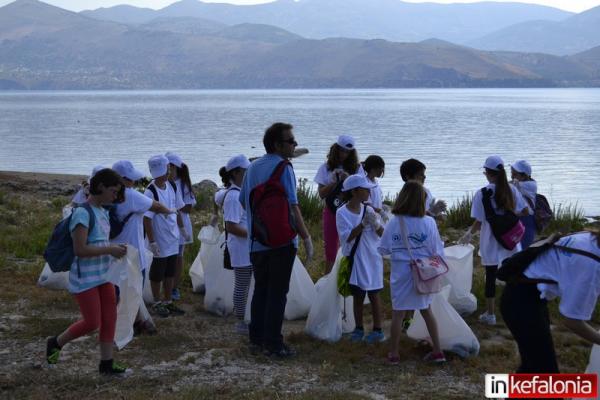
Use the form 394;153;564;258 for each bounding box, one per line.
99;360;131;375
402;318;413;333
164;302;185;316
46;336;61;365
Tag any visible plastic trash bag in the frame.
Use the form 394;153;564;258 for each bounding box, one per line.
305;250;355;342
189;225;221;294
407;285;480;357
441;244;477;315
203;232;235;316
113;246;143;350
243;257;317;322
142;248;155;304
585;341;600;400
37;263;69;290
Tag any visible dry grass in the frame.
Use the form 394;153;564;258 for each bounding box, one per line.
0;175;597;400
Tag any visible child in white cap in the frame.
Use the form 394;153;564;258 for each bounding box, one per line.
111;160;174;334
511;160;537;248
336;174;385;344
143;155;187;318
314;135;362;273
379;181;446;364
71;165;106;205
165;151;194;301
460;155;528;325
217;154;253;334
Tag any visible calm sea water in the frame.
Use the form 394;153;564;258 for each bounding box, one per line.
1;89;599;215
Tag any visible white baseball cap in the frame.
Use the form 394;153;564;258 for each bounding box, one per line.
483;155;504;171
226;154;251;172
148;155;169;179
336;135;356;150
165;151;184;168
342;174;376;192
91;165;105;177
512;160;532;176
112;160;145;181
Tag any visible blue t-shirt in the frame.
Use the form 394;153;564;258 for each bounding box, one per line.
239;153;299;253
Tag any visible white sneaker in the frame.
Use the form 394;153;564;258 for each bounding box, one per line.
478;312;496;326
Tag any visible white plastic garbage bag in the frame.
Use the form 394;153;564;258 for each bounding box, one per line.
37;263;69;290
585;341;600;400
442;244;477;315
203;232;235;316
407;285;480;358
305;251;355;342
113;246;143;350
189;225;221;294
243;257;317;322
142;248;155;304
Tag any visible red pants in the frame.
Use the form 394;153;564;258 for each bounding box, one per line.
323;207;339;264
68;283;117;343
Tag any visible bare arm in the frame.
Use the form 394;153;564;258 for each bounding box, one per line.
225;221;247;238
180;204;193;213
563;318;600;346
346;224;364;242
149;200;171;214
177;212;184;229
469;220;482;233
291;204;310;240
318;182;339;199
143;216;155;243
72;225;124;258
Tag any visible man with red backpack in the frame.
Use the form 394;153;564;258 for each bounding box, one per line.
239;122;314;358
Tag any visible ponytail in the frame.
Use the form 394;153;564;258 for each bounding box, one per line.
177;164;194;199
219;166;232;188
487;167;515;211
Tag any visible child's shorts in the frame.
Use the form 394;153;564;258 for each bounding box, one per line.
149;255;177;282
350;284;382;298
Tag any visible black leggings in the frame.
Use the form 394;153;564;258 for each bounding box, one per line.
500;282;559;373
484;265;498;298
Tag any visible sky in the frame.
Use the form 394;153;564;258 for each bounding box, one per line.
1;0;599;13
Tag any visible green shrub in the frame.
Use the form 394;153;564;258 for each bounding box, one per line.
544;202;587;235
297;178;323;225
443;193;474;230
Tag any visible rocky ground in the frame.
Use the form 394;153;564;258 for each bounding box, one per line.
0;171;596;400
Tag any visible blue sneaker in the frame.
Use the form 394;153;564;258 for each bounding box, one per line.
364;330;385;344
350;328;364;342
171;288;181;301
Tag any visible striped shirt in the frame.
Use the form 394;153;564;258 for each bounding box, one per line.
68;205;113;294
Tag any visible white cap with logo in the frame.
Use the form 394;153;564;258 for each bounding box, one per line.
226;154;251;172
337;135;356;150
112;160;145;181
165;151;184;168
483;155;504;171
512;160;532;176
342;174;376;192
148;155;169;179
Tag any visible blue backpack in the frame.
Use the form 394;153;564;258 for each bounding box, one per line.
104;204;134;240
43;203;96;273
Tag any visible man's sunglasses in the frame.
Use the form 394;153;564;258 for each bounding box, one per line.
280;139;298;146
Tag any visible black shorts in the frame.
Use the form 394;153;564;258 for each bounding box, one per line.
349;284;382;298
149;254;177;282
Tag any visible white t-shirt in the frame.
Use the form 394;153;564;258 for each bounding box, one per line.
471;183;528;266
223;184;250;268
175;179;197;245
336;204;383;290
367;177;383;210
525;233;600;320
424;187;435;212
112;188;154;271
143;181;184;258
514;180;537;211
314;162;364;186
214;188;228;208
378;215;445;310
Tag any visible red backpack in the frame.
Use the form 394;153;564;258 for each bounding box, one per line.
249;160;297;247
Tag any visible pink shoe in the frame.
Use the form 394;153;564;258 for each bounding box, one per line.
423;351;446;363
387;353;400;365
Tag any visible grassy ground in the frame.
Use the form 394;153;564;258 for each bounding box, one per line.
0;172;598;399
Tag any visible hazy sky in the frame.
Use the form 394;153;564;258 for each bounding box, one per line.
2;0;599;13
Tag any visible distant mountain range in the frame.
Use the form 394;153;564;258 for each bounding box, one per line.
82;0;573;46
0;0;599;90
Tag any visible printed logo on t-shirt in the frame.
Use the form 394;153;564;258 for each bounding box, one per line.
409;233;427;245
